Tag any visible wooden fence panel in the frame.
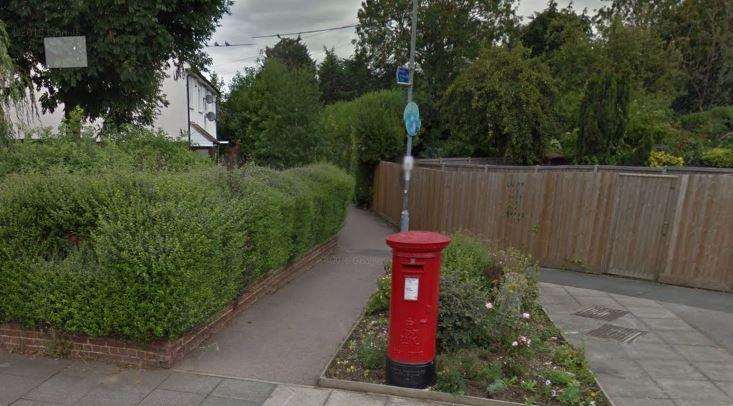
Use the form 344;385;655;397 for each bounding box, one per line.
605;174;678;280
372;161;733;292
659;174;733;291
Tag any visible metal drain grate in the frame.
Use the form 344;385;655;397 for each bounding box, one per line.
574;305;629;321
586;324;647;343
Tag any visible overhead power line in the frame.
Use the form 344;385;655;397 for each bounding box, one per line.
251;24;357;39
205;42;256;48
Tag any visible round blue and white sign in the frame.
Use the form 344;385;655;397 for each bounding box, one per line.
403;102;421;137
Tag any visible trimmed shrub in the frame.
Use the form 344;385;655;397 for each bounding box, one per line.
700;147;733;168
648;150;684;167
321;89;405;206
0;127;208;179
0;161;353;343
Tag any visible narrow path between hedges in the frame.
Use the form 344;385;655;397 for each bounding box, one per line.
174;207;395;386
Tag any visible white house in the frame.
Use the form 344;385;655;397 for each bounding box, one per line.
157;66;226;156
5;65;225;156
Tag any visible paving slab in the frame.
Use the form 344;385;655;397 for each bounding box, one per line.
0;373;45;406
261;385;331;406
693;362;733;382
211;379;276;402
201;396;261;406
594;374;667;398
654;378;731;402
158;372;222;395
0;353;69;379
540;273;733;406
138;389;205;406
9;400;65;406
612;397;675;406
636;359;707;380
23;372;99;404
325;390;388;406
76;386;150;406
176;208;394;385
673;345;733;363
622;342;684;361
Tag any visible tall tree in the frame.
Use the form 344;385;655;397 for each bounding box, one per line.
0;0;230;125
235;60;324;168
576;72;631;164
440;45;557;164
599;0;733;111
521;0;593;58
217;67;257;143
341;50;378;100
522;2;599;133
318;48;347;104
355;0;517;104
264;37;316;72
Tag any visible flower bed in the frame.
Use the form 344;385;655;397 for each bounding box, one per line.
325;234;609;405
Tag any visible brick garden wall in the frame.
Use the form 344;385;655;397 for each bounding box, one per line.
0;236;338;368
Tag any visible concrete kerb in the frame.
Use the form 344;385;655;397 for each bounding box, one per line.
317;313;523;406
318;376;523;406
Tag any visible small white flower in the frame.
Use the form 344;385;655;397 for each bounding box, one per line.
511;341;518;347
519;335;528;343
551;389;557;397
522;312;530;319
485;302;493;310
545;379;551;386
527;339;532;345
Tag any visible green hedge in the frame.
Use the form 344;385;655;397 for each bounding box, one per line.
322;89;405;206
0;163;353;343
0;127;209;179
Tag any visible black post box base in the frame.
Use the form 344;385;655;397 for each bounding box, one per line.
386;357;436;389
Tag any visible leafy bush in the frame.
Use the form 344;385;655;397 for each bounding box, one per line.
357;332;386;370
0;153;353;342
440;45;557;164
700;147;733;168
648;150;684;167
441;233;493;286
679;106;733;141
321;89;405;206
0;126;208;179
365;273;391;315
239;60;325;169
437;272;492;352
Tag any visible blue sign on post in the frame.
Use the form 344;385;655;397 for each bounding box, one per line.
396;66;411;86
403;102;421;137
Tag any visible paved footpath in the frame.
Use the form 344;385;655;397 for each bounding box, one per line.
0;352;447;405
175;207;395;385
540;268;733;406
1;208;445;405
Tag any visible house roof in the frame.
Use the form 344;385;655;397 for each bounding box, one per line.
190;122;226;146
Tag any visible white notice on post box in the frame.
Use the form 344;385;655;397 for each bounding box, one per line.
404;277;419;301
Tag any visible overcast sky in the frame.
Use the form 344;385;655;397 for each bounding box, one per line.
206;0;605;87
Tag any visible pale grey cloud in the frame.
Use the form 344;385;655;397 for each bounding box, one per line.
206;0;605;87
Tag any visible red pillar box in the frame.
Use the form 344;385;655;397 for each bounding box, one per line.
385;231;451;388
